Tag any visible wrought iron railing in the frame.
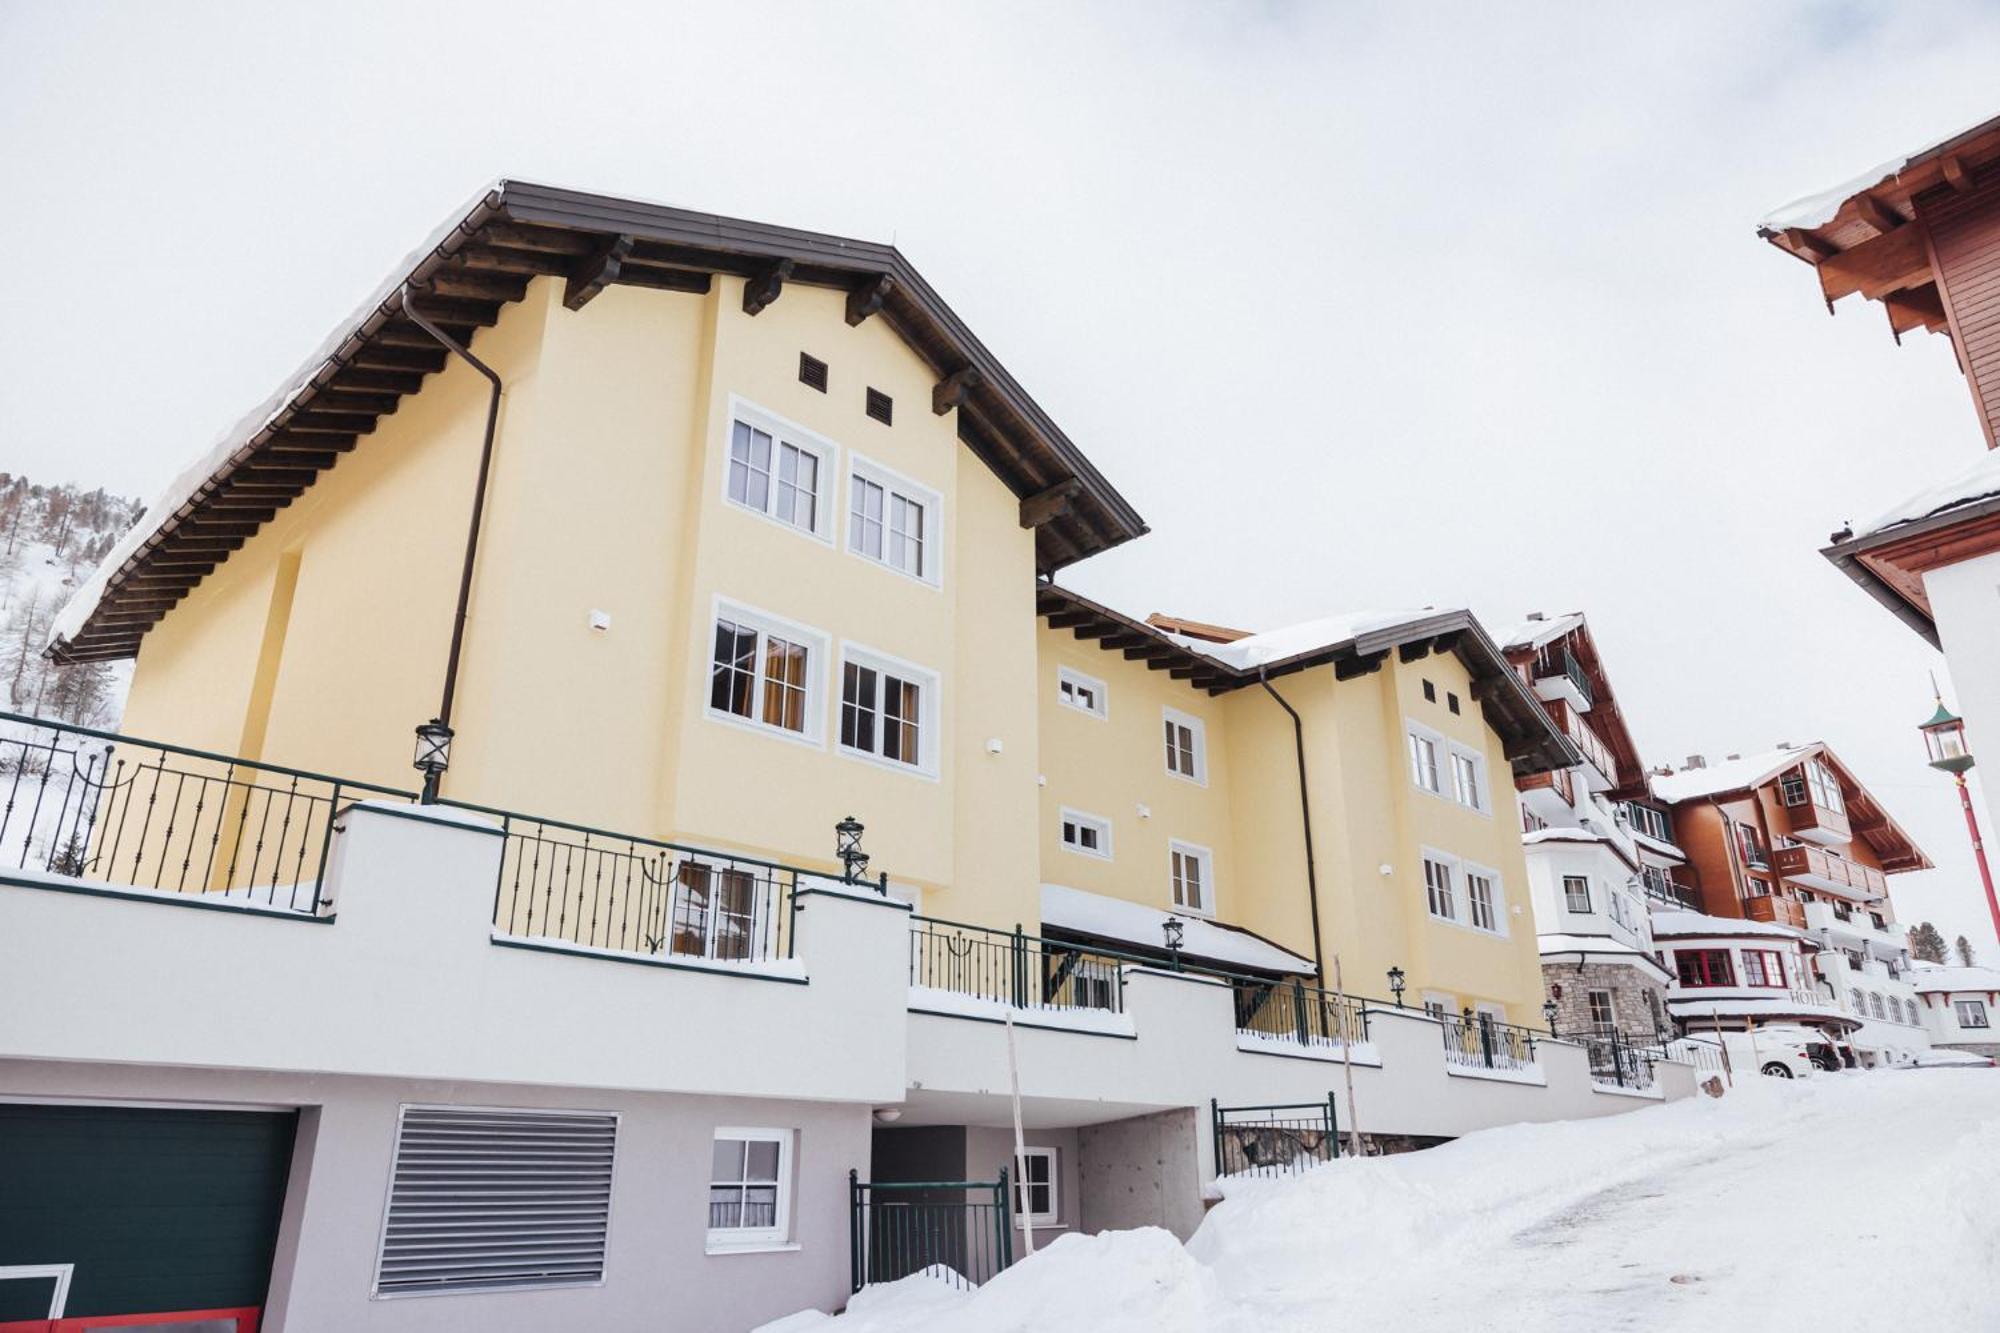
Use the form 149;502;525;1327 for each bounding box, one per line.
908;916;1127;1014
1659;1036;1728;1076
1234;978;1369;1050
1212;1097;1340;1177
849;1171;1014;1292
1579;1027;1656;1090
450;804;811;965
1440;1011;1540;1072
0;710;413;913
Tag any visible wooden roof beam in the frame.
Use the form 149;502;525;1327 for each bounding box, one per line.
1853;192;1904;238
743;258;795;316
1021;478;1083;530
1334;650;1388;681
933;367;982;416
564;234;635;311
846;274;894;326
1943;154;1977;194
1783;226;1837;262
1122;642;1174;662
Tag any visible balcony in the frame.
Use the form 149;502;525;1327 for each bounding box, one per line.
1803;900;1906;955
1542;699;1616;793
1639;866;1699;910
1531;644;1594;714
1779;770;1851;847
1742;895;1806;928
1772;844;1885;901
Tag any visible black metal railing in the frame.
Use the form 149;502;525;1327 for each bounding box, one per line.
1212;1097;1340;1177
1535;643;1593;709
1639;865;1699;910
0;710;413;912
1440;1011;1540;1072
849;1171;1013;1292
908;916;1127;1014
454;805;812;964
1234;978;1369;1050
1579;1027;1656;1090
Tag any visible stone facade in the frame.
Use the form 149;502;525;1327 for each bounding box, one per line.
1542;958;1670;1039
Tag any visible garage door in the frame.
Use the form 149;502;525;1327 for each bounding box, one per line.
0;1104;296;1329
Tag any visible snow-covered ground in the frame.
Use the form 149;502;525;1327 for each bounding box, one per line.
764;1072;2000;1332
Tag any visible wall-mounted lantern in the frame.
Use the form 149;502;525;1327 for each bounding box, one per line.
1387;965;1406;1007
835;815;869;884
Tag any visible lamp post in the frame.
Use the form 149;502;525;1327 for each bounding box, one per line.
412;718;453;805
1919;694;2000;945
1162;917;1185;971
1386;965;1406;1008
834;815;869;884
1542;997;1559;1036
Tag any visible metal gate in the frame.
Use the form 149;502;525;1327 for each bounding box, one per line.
848;1171;1014;1293
1211;1096;1339;1177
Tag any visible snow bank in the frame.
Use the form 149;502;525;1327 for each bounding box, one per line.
770;1073;2000;1332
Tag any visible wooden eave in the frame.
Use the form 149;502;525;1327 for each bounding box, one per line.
1759;116;2000;338
1820;496;2000;650
1035;584;1577;779
51;182;1148;664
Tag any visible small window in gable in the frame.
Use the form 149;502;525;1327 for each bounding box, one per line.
1060;809;1113;860
1163;707;1207;785
1447;692;1461;715
1057;666;1108;719
1422;679;1437;703
866;387;894;425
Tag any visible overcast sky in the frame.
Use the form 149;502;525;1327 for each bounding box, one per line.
5;2;2000;950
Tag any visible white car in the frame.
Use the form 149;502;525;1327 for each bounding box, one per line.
1911;1049;1996;1069
1710;1024;1841;1079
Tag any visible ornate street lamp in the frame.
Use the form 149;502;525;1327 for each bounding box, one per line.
835;815;870;884
1919;690;2000;945
412;718;453;805
1542;997;1560;1035
1387;965;1407;1007
1162;917;1185;971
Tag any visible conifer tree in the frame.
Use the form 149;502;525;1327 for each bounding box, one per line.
1956;935;1977;967
1909;921;1949;964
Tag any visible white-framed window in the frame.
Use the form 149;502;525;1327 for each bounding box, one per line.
1012;1147;1058;1227
1587;990;1615;1029
723;399;835;542
847;454;942;586
838;644;939;777
1423;853;1457;922
1169;840;1213;915
1163;707;1207;785
1421;991;1455;1018
1057;666;1108;720
1448;745;1489;813
1464;864;1503;934
709;1128;792;1248
670;860;769;962
1060;808;1113;860
1408;724;1443;795
707;600;828;745
1957;998;1990;1029
1563;875;1592;913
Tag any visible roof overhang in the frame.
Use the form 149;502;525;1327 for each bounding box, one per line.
1821;495;2000;649
51;181;1148;664
1035;583;1577;779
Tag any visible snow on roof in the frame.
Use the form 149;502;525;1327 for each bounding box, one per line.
50;181;508;651
1629;828;1686;862
1537;933;1652;959
1193;609;1449;672
1760;112;2000;234
1648;746;1813;803
1649;909;1806;941
1909;964;2000;994
1497;612;1583;653
1039;883;1313;975
1854;447;2000;542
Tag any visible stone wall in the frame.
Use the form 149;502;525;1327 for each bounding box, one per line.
1542;959;1669;1038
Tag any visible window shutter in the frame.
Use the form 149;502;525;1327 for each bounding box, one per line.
374;1107;618;1295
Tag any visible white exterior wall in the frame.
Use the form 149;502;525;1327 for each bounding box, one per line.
1919;988;2000;1049
1923;550;2000;860
1816;953;1931;1066
1524;837;1652;951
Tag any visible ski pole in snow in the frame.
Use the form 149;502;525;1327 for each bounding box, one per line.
1331;952;1363;1158
1005;1008;1036;1257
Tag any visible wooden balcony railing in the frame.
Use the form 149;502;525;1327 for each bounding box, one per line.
1771;844;1886;900
1742;895;1807;928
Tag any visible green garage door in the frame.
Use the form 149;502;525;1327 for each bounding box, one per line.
0;1104;296;1322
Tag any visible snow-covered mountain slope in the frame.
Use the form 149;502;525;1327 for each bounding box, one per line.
766;1072;2000;1332
0;475;141;727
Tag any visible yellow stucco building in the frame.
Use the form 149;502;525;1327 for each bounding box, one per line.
54;181;1568;1023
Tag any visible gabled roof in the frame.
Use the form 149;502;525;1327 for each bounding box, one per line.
1498;611;1647;795
1649;742;1932;873
51;181;1148;663
1758;111;2000;342
1035;583;1576;778
1822;448;2000;648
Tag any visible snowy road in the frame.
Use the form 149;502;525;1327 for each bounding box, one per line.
763;1071;2000;1333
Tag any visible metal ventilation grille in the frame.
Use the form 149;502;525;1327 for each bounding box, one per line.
799;352;828;392
866;387;893;424
374;1106;618;1296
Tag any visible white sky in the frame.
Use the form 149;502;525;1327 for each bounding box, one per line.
5;1;2000;952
